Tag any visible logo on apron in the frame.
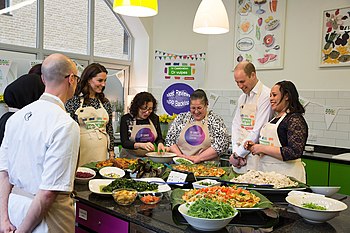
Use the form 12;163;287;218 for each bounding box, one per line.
184;125;205;146
135;128;155;142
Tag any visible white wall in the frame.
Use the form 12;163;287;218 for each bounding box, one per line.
146;0;350;149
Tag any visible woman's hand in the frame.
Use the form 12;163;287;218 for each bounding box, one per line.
249;144;265;156
157;143;166;154
142;142;155;151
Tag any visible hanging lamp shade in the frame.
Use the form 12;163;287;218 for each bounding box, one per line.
193;0;229;34
113;0;158;17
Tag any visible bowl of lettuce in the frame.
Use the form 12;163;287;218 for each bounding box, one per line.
178;198;238;231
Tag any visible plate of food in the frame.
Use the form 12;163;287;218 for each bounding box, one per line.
133;177;171;194
171;186;273;211
230;170;307;193
172;164;226;178
173;157;194;165
89;178;161;195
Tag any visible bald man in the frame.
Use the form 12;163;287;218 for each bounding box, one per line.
0;54;80;233
229;61;273;173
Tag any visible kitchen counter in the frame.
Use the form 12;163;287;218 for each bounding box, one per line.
74;183;349;233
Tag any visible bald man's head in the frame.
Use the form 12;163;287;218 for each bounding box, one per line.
41;54;76;84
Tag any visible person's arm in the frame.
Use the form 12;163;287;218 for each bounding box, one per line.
151;114;164;145
0;171;16;233
207;112;230;156
104;101;115;158
15;190;58;233
188;147;218;164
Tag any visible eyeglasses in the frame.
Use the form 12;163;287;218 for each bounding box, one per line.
65;73;81;82
140;106;153;112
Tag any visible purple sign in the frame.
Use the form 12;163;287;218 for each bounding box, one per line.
185;125;205;146
135;128;155;142
162;83;194;115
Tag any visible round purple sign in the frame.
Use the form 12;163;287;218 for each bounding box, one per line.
162;83;194;115
184;125;205;146
135;128;155;142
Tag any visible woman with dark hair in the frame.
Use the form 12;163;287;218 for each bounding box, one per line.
166;89;230;163
66;63;115;166
244;81;308;182
120;92;165;158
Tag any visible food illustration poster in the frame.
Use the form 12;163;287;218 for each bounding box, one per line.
0;59;17;102
233;0;286;70
321;7;350;66
153;50;206;87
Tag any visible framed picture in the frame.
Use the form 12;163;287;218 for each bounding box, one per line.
233;0;287;70
320;7;350;67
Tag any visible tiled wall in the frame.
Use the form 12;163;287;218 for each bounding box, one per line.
150;88;350;149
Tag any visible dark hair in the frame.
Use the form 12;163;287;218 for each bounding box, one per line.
75;63;108;104
28;64;42;76
276;80;305;114
190;89;208;106
129;92;157;117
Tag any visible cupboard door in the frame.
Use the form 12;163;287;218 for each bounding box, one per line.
329;162;350;195
76;202;129;233
302;159;329;186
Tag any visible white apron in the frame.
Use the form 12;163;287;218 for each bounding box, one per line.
258;113;306;183
76;98;109;166
177;115;212;158
233;83;263;173
8;95;75;233
120;119;158;158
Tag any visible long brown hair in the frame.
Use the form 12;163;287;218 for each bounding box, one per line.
276;80;305;114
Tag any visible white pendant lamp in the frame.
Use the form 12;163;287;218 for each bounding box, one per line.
113;0;158;17
193;0;229;34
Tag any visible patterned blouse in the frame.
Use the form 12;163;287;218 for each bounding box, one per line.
272;113;308;161
165;110;230;156
65;96;115;152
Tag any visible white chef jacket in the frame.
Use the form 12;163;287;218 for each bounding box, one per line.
0;93;80;194
231;81;273;158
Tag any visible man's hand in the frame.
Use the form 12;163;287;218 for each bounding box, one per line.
229;153;247;168
0;218;16;233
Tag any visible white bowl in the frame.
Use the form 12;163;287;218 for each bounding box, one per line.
192;179;221;189
75;167;96;184
145;152;177;163
310;186;340;197
285;195;347;223
178;203;238;231
99;167;125;179
173;157;193;165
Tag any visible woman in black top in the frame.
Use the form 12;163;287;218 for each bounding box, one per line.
120;92;165;158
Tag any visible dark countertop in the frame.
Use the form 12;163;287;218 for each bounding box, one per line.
302;145;350;165
74;183;350;233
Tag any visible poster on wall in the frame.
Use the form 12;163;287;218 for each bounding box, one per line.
233;0;286;70
154;50;206;114
320;7;350;67
0;59;17;102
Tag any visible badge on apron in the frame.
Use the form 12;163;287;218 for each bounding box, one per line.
184;125;205;146
135;128;155;142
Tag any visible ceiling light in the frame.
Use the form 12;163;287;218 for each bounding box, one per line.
193;0;229;34
113;0;158;17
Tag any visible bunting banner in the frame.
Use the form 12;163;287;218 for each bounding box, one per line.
208;92;219;109
229;98;237;116
299;97;310;108
324;106;339;130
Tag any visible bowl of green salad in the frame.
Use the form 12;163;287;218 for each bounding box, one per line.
178;198;238;231
285;194;347;223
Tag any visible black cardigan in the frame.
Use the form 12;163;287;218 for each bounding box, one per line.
120;113;164;149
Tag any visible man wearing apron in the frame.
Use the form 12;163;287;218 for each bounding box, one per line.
257;114;306;182
230;61;273;173
120;118;158;158
76;98;109;166
0;54;80;233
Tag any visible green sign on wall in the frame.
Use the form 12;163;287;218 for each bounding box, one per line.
168;66;191;76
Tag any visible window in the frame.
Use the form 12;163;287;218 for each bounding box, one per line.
43;0;88;54
0;0;36;47
94;0;130;60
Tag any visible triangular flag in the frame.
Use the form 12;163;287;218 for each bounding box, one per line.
299;97;310;108
208;92;219;109
324;106;338;130
229;98;237;116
